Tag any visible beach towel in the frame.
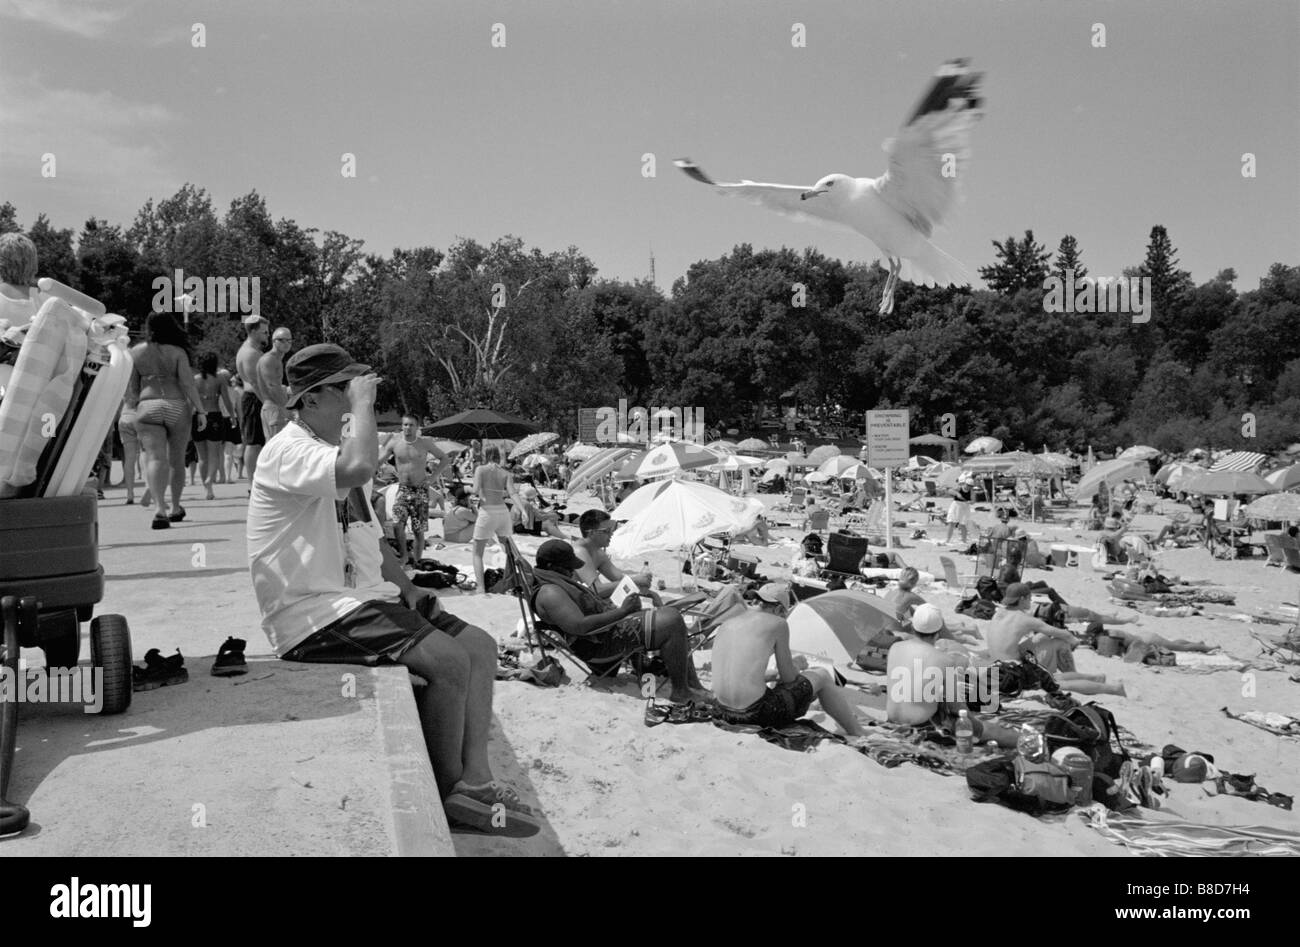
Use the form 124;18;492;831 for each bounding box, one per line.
1221;706;1300;738
1078;805;1300;856
0;297;88;496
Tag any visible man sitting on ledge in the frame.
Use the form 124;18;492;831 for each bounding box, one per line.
247;343;538;838
531;539;708;703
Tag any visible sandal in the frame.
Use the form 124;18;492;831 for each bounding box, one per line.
151;514;170;530
168;506;186;522
443;782;540;838
133;648;189;690
211;637;248;677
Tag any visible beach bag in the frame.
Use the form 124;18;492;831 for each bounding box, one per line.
956;596;996;620
1014;757;1074;807
854;630;901;673
975;576;1000;601
966;757;1072;815
1044;702;1129;779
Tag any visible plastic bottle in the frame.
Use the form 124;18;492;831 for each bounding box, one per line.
642;561;652;583
955;710;974;754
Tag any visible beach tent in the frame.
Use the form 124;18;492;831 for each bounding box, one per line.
1073;458;1150;500
787;591;904;664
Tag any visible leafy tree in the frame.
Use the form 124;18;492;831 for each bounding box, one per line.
27;214;78;285
978;230;1052;295
0;202;20;234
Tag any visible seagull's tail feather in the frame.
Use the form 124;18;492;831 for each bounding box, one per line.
900;241;970;289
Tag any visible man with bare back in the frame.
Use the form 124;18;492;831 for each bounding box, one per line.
379;413;448;566
236;315;270;484
257;326;293;441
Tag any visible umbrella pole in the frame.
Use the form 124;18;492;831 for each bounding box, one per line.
884;467;893;550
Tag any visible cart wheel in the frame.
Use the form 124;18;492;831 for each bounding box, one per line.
1;597;31;836
90;614;132;715
39;610;81;669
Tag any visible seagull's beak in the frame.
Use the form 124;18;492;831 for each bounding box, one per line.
800;188;824;201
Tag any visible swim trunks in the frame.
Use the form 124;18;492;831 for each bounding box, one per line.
135;397;188;431
718;674;816;728
240;389;265;446
281;597;468;666
472;504;513;541
260;400;288;440
390;482;430;533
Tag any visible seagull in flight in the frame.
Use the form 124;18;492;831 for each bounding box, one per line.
676;59;983;315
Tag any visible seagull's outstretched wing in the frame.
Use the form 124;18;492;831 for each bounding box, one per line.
674;159;846;228
874;59;983;238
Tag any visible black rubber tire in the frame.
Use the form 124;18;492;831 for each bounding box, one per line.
1;597;31;835
90;614;132;715
39;610;81;669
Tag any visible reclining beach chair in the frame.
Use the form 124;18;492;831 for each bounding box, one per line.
818;531;870;583
1281;536;1300;572
1262;533;1285;568
938;555;978;596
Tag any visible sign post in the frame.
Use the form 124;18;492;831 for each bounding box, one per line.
865;409;910;549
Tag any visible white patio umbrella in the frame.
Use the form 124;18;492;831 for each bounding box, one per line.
522;453;552;468
1073;458;1151;500
964;436;1002;454
608;480;763;558
618;441;719;480
737;438;768;451
1265;464;1300;491
565;443;601;461
806;445;841;467
1119;445;1160;461
764;458;791;474
1244;492;1300;521
839;463;881;483
509;432;559;459
817;454;857;476
805;470;834;483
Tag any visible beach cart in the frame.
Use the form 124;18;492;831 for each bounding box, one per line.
0;493;133;836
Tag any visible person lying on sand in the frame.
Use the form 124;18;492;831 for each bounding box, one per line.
531;539;708;703
886;604;1018;747
986;583;1126;697
711;583;865;736
574;509;661;604
1077;622;1215;654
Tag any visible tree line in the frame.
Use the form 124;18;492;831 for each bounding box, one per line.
4;188;1298;454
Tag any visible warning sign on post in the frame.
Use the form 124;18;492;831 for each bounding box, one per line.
865;410;910;468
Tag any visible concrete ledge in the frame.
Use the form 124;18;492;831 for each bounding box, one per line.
373;666;453;857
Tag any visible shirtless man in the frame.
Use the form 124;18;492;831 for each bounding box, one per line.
379;414;448;566
257;326;293;441
574;509;657;602
986;583;1127;697
712;583;865;735
235;315;271;484
886;604;1018;746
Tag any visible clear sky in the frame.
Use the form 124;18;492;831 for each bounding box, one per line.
2;0;1296;291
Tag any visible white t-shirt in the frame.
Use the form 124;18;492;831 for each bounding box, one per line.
247;422;401;656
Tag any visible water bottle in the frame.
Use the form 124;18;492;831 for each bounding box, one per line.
955;710;974;754
642;560;652;582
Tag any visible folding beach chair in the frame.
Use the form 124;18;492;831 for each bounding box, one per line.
1264;533;1286;568
788;487;807;510
819;532;870;583
938;555;978;596
1281;536;1300;572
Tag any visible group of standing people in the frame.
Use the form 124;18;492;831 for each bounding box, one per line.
117;312;295;527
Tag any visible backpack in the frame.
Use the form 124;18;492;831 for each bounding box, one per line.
966;757;1072;816
854;630;902;673
975;576;1001;601
1044;702;1130;779
956;596;996;620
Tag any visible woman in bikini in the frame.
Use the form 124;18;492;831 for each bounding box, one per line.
126;313;207;529
470;446;517;591
193;353;234;500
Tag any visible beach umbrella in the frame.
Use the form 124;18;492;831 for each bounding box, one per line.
788;591;905;664
1244;492;1300;522
610;478;677;520
935;466;964;492
764;458;791;474
427;408;538;441
805;470;833;483
509;431;559;459
1181;469;1277;496
1119;445;1160;461
838;463;881;483
608;480;762;557
1072;458;1150;500
566;446;637;495
964;436;1002;455
1155;462;1204;490
521;453;552;468
617;441;719;480
817;454;857;476
737;437;768;451
1005;456;1063;478
806;445;841;467
906;455;938;470
963;451;1030;473
433;439;468;457
707;439;738;454
1266;464;1300;491
1287;443;1300;455
565;443;601;461
707;454;765;472
910;434;958;447
1039;451;1077;468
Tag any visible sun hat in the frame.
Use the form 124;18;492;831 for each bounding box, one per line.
756;582;793;608
285;343;370;408
1002;581;1033;607
911;602;944;635
536;539;585;572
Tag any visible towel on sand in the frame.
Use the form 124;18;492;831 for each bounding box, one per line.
1079;805;1300;856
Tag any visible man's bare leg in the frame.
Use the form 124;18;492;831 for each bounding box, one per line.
451;626;497;787
805;668;865;736
1058;679;1127;697
1066;605;1139;625
243;444;260;485
397;632;471;796
411;527;426;565
647;609;707;702
393;528;409;565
